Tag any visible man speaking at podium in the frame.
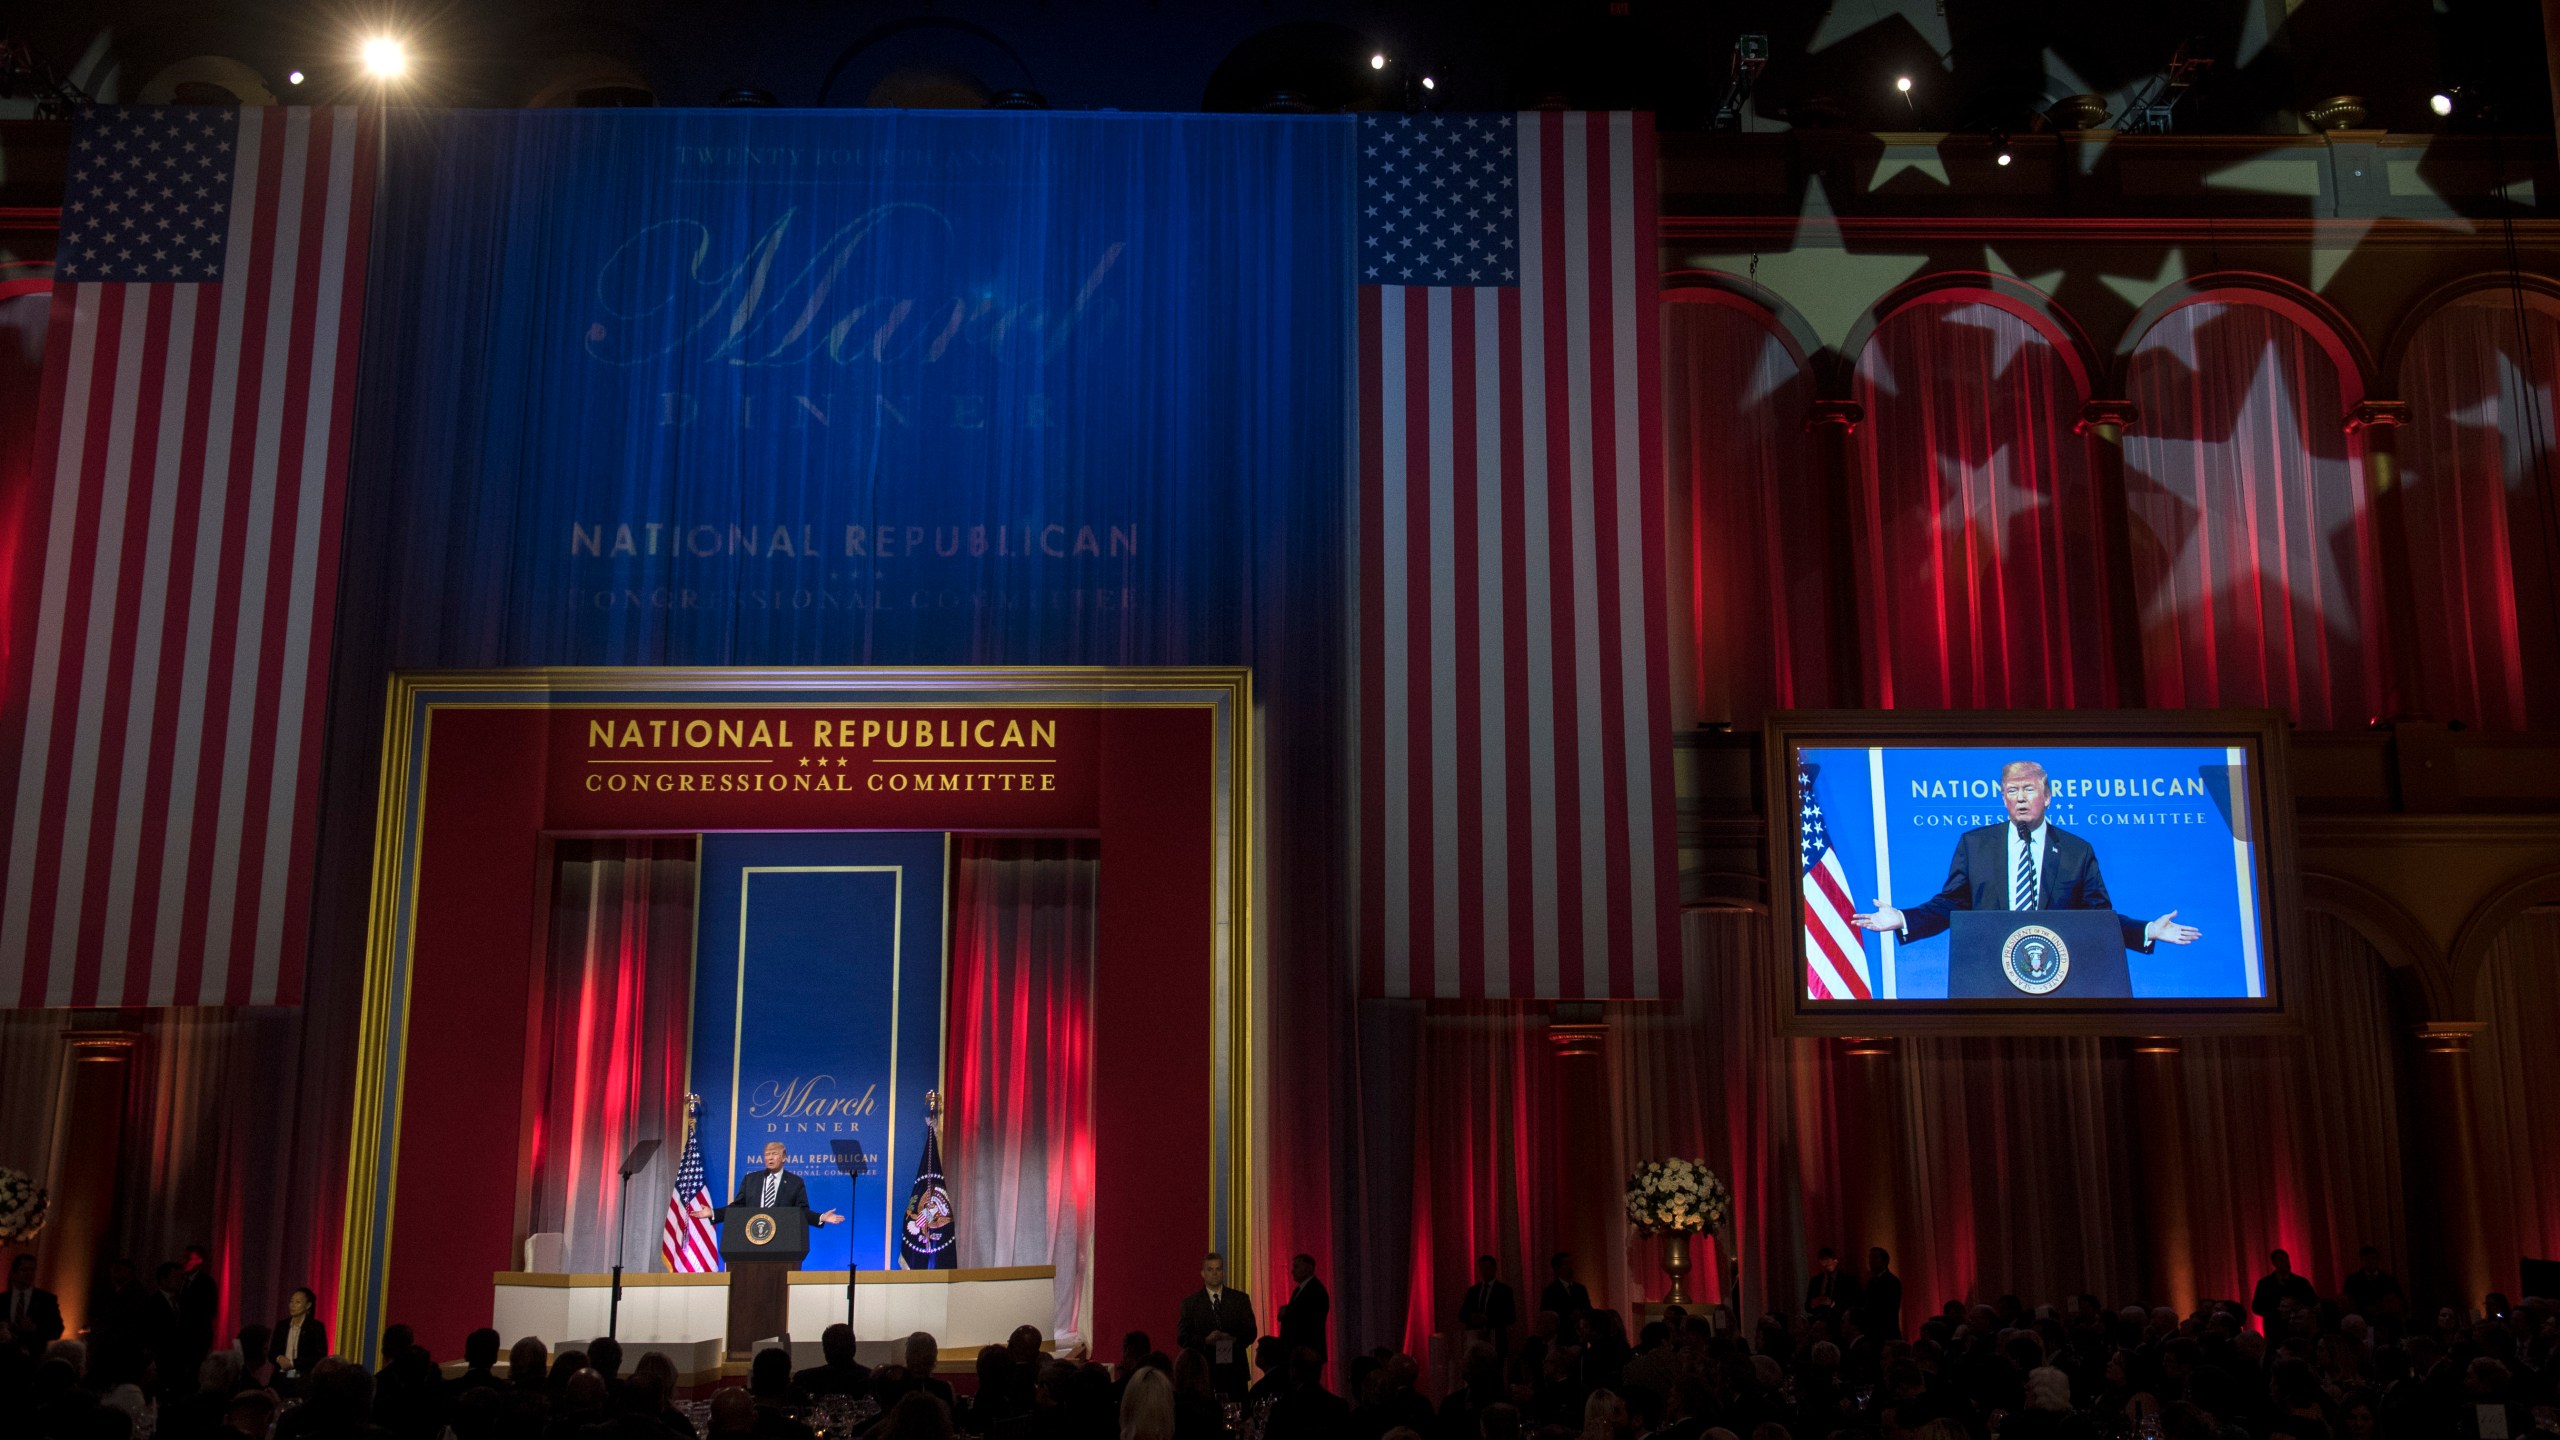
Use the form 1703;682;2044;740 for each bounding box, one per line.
1850;759;2202;952
691;1141;846;1229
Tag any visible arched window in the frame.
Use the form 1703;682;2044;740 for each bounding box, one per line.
1850;295;2116;708
2394;290;2560;730
2124;299;2388;728
1664;288;1830;727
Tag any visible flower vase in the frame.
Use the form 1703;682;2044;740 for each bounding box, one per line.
1660;1230;1693;1304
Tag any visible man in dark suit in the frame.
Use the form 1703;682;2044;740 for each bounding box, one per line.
1853;760;2201;952
690;1141;845;1228
1539;1252;1592;1335
3;1254;62;1349
1805;1246;1860;1319
1274;1254;1329;1364
1176;1252;1257;1399
1857;1247;1904;1342
1457;1255;1518;1353
2251;1249;2318;1334
790;1324;871;1401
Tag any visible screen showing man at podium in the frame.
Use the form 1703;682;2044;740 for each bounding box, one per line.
1795;742;2271;1003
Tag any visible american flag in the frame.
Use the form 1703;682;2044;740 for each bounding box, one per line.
0;106;377;1007
1355;112;1678;999
1798;762;1874;1000
661;1102;722;1273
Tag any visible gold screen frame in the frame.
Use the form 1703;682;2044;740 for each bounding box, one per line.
335;666;1256;1361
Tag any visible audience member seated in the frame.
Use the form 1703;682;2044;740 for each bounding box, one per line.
790;1324;872;1402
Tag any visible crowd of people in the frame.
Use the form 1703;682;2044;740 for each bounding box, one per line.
2;1242;2555;1440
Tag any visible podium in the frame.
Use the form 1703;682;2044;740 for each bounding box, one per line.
718;1207;811;1361
1947;910;2132;999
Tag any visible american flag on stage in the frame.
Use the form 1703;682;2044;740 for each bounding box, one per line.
0;106;376;1007
661;1102;722;1274
1355;112;1678;999
1798;762;1874;1001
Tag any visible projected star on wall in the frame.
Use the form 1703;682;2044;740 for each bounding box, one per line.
2123;338;2372;646
2446;344;2559;494
1937;442;2051;563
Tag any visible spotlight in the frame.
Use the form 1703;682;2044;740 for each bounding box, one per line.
1371;53;1387;71
287;69;305;86
359;36;408;79
1996;148;2013;166
1895;75;1912;94
1421;75;1435;90
2430;91;2455;117
1992;129;2013;166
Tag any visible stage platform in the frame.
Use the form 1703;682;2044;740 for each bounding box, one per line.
488;1265;1057;1364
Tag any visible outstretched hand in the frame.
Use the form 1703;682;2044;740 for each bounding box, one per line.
818;1208;845;1225
2146;910;2202;945
689;1197;712;1219
1850;899;1904;933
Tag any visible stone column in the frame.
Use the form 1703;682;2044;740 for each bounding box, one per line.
2412;1022;2495;1307
1836;1035;1901;1282
47;1029;142;1339
1804;399;1868;705
2346;400;2426;719
2075;399;2148;705
1548;1012;1620;1317
2131;1037;2198;1315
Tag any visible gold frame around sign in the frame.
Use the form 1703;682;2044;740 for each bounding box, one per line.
336;667;1256;1362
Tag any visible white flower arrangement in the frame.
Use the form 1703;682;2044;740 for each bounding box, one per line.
0;1167;47;1245
1623;1157;1729;1235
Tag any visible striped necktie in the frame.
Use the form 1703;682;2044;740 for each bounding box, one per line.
762;1171;781;1208
2014;836;2036;911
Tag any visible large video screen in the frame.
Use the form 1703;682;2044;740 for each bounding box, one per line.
1771;713;2292;1030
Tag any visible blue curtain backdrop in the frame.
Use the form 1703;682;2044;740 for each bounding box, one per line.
314;107;1358;1303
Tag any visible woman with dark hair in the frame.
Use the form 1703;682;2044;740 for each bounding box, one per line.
1168;1349;1226;1440
269;1287;328;1393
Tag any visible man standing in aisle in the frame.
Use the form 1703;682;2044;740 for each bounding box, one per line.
1858;1248;1904;1341
1458;1255;1518;1354
1541;1252;1593;1335
1177;1252;1258;1399
4;1255;62;1349
1274;1254;1329;1366
1806;1246;1861;1321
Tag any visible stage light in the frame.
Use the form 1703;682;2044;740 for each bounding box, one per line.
1421;75;1435;90
360;36;408;80
2430;91;2455;117
287;69;305;86
1895;75;1912;94
1996;149;2013;166
1371;54;1387;71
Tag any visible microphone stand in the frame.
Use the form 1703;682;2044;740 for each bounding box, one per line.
830;1138;872;1343
609;1138;663;1342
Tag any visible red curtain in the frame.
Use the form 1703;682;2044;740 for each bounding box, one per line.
1393;1007;1558;1366
1852;299;2120;708
2395;294;2560;730
524;838;697;1275
1606;909;2408;1324
2124;301;2390;726
1666;296;1833;726
2472;913;2560;1273
945;838;1097;1340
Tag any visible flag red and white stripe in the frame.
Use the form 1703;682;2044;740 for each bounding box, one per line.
1796;761;1874;1000
1355;111;1678;999
0;106;378;1007
1803;847;1873;1001
661;1119;722;1274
